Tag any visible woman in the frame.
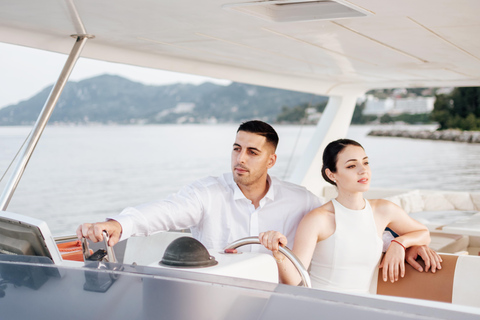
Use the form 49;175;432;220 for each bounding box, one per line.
260;139;431;293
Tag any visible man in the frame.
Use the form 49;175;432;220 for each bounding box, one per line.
77;120;321;251
77;120;441;271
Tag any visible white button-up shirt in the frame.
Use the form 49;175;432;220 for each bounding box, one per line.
111;173;323;251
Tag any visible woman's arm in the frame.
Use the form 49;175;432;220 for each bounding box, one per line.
383;200;430;248
376;200;431;282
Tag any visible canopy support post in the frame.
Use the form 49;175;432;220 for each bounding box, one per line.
288;94;361;197
0;34;93;211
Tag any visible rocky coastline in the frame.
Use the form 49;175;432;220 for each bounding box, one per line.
368;129;480;143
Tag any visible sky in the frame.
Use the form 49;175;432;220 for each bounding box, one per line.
0;42;231;109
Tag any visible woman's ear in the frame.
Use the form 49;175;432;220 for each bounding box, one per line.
325;168;336;182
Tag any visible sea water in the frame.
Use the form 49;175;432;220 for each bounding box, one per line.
1;124;480;235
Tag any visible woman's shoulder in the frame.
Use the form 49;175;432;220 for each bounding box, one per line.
299;201;336;241
306;201;335;220
369;198;404;214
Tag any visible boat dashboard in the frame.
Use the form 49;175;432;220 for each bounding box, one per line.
1;211;480;320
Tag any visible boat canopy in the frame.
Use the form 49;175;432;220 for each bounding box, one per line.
0;0;479;96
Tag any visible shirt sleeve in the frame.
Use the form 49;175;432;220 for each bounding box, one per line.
382;230;395;252
108;182;205;242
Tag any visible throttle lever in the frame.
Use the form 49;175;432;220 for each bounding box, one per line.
81;231;117;263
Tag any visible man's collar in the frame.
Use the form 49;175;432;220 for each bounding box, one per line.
233;181;245;200
264;175;275;201
232;174;275;201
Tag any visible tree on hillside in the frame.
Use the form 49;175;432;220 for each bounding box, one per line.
432;87;480;130
431;93;453;129
451;87;480;118
276;101;328;123
351;101;377;124
380;113;394;124
277;104;309;123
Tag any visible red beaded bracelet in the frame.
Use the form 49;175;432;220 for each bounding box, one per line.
391;239;406;251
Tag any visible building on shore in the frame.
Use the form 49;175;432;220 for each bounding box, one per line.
363;96;435;116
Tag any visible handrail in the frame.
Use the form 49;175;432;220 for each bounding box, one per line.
0;34;93;211
54;234;78;242
224;236;311;288
0;35;92;211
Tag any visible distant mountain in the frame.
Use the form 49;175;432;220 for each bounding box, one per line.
0;75;327;125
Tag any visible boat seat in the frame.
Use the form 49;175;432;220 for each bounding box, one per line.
56;240;90;262
374;254;480;308
429;232;469;254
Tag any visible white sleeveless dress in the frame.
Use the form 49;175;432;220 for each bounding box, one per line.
309;199;383;293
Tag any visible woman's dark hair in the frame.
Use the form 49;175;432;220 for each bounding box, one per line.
321;139;364;186
237;120;279;151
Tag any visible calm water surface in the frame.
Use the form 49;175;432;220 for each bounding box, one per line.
1;124;480;235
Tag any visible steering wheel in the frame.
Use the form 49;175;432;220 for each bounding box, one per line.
224;236;311;288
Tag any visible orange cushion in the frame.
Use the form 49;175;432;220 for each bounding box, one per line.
57;240;91;262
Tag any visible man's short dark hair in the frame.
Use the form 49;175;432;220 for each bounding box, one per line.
237;120;279;151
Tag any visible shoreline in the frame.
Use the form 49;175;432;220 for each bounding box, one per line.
368;129;480;143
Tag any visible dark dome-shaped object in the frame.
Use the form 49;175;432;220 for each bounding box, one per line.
160;237;218;268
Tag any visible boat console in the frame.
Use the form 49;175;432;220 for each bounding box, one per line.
2;210;480;313
0;211;281;285
0;211;62;264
